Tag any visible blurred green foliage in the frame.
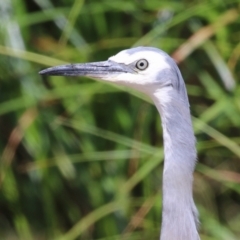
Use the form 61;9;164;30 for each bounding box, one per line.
0;0;240;239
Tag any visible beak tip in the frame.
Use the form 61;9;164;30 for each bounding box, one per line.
39;67;56;76
39;69;47;75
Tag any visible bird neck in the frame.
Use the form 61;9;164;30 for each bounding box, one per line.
151;89;199;240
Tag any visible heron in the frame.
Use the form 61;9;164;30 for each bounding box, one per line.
39;47;200;240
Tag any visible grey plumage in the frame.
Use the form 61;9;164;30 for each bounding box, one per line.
39;46;200;240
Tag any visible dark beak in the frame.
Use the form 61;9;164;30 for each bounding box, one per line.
39;60;133;78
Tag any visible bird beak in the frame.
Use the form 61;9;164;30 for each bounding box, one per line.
39;60;133;80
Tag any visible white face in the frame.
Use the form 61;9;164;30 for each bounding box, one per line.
104;48;172;93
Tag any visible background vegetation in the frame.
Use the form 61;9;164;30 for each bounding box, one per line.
0;0;240;239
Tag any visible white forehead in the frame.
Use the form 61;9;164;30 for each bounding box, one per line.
109;48;171;70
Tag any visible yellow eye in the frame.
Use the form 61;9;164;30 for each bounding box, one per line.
136;59;148;70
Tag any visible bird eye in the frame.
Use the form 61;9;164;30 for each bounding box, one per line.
136;59;148;70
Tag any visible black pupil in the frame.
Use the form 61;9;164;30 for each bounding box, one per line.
140;62;144;67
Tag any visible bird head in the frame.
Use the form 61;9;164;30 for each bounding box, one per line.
39;47;188;102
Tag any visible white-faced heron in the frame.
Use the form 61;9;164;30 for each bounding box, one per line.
39;47;200;240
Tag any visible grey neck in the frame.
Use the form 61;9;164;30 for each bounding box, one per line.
151;89;200;240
